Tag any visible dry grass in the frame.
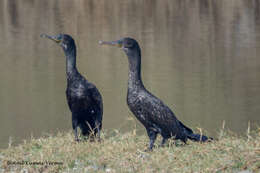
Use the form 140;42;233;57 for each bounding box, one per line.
0;128;260;173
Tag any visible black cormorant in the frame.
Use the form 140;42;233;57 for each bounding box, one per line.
41;34;103;141
100;37;211;150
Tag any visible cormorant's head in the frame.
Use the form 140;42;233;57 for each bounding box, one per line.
41;33;76;51
99;37;141;59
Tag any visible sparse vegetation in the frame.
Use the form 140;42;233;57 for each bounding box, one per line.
0;128;259;173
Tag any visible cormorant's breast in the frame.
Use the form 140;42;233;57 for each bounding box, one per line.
127;89;148;123
66;75;95;115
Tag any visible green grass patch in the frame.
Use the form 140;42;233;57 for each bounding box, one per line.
0;129;259;173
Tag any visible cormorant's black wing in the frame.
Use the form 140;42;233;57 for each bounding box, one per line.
87;83;103;120
138;91;181;132
178;120;193;134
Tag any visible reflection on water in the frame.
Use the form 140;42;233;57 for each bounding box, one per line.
0;0;260;148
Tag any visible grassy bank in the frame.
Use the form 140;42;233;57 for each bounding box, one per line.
0;128;260;173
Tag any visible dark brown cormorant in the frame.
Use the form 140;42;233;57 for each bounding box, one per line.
41;34;103;141
100;38;211;150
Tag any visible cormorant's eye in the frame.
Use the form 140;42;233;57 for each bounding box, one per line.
57;34;63;40
124;41;134;48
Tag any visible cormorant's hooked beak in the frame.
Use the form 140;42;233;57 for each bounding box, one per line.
99;39;123;48
40;34;62;44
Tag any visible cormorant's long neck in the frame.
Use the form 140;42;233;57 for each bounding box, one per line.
64;47;78;80
127;50;144;91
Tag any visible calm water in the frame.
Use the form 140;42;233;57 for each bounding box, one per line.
0;0;260;148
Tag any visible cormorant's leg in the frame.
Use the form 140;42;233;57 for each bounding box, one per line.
181;137;188;144
95;121;101;142
72;115;79;142
146;129;158;151
160;138;167;147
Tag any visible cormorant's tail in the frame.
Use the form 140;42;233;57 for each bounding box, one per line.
187;133;211;142
179;121;212;142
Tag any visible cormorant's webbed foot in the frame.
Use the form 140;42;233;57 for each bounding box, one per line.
72;116;79;142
